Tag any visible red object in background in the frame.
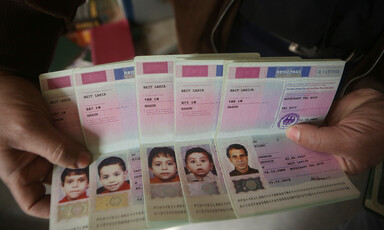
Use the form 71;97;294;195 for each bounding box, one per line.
90;19;135;65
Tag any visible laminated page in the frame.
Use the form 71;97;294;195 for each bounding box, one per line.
173;60;235;221
134;54;259;142
186;52;260;60
215;135;359;217
174;140;235;222
135;55;189;143
173;54;263;140
40;70;84;144
215;60;359;217
371;162;384;213
88;150;147;230
40;70;89;230
140;143;188;227
365;162;384;215
174;59;224;140
135;55;189;226
74;62;139;155
217;60;346;138
50;166;90;230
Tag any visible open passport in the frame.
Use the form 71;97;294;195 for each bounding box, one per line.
39;54;360;230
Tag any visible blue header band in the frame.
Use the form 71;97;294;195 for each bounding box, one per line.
114;66;135;80
216;65;223;77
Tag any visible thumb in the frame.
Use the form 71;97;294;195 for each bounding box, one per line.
15;121;91;169
285;124;346;155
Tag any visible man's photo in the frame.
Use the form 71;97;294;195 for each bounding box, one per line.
226;144;259;177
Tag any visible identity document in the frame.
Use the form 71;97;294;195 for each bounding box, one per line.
40;54;359;230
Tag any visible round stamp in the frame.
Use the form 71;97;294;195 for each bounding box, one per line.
201;182;219;195
151;183;182;198
277;113;300;129
109;196;122;206
163;186;178;197
71;203;85;216
245;179;258;190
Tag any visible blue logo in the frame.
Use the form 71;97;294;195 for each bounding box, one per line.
114;67;135;80
277;113;300;129
216;65;223;77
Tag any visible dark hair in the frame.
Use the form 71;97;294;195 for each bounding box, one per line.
61;167;89;184
184;147;217;175
148;147;175;168
185;147;213;164
226;144;248;158
98;156;127;177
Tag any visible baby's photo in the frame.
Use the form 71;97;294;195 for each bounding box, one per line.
184;147;217;183
59;167;89;204
97;156;130;194
148;147;180;184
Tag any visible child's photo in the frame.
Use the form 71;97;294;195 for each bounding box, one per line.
59;167;89;204
97;156;130;194
184;147;217;183
148;146;180;184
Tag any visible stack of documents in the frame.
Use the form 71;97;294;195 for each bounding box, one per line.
39;54;360;230
365;162;384;216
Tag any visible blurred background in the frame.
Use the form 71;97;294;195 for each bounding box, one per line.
0;0;379;229
48;0;178;72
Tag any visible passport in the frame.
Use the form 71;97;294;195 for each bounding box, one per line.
40;54;360;230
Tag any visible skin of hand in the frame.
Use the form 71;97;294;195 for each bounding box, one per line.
0;71;91;218
286;88;384;175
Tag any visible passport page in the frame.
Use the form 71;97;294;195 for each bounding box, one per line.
139;143;188;227
173;59;235;221
217;60;346;137
74;61;139;155
135;55;189;144
135;55;189;226
174;59;223;140
174;140;235;222
40;70;89;230
215;60;360;217
88;150;147;230
40;69;84;144
72;62;147;229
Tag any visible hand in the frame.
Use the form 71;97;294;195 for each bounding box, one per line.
0;72;91;218
286;88;384;175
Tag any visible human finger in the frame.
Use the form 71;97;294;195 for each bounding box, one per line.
9;181;51;218
285;124;355;158
10;121;91;169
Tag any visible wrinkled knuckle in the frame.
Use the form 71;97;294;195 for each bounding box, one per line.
300;127;323;152
20;202;33;215
13;171;29;186
8;116;33;138
312;131;325;152
5;170;28;190
50;142;66;165
20;202;39;217
343;142;356;156
342;132;361;155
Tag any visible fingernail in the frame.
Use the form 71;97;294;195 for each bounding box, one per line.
286;126;300;142
77;152;91;168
